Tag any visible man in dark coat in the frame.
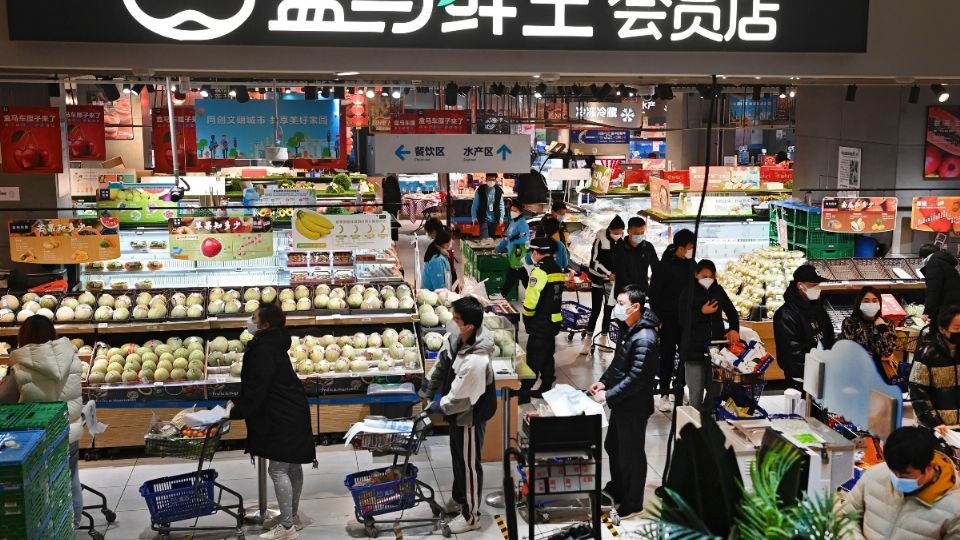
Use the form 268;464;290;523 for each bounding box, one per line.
920;243;960;323
589;285;660;518
382;174;402;241
773;264;836;389
231;304;315;538
614;216;659;295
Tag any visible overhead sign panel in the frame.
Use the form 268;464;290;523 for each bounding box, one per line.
373;134;531;173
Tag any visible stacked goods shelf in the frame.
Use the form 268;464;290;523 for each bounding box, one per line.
769;201;854;259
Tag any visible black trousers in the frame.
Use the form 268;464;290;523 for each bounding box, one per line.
449;421;486;524
587;285;613;337
520;333;557;403
502;267;528;298
603;407;651;515
658;321;683;396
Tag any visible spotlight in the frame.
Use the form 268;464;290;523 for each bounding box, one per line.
334;87;346;100
534;82;546;99
778;86;787;99
445;82;459;106
99;83;121;101
381;87;389;97
236;86;250;104
391;87;402;99
696;84;717;100
122;83;132;94
845;84;857;102
510;83;522;97
616;83;627;96
404;87;411;95
228;87;238;98
908;85;920;104
284;87;293;94
493;83;505;97
598;83;613;100
145;84;156;93
571;84;583;97
47;83;61;98
589;84;599;98
304;85;319;100
320;86;332;99
655;84;674;100
558;86;567;97
365;88;376;99
789;88;796;98
932;84;950;103
173;90;187;101
628;87;635;98
458;86;470;97
199;85;211;98
132;84;146;94
752;85;762;100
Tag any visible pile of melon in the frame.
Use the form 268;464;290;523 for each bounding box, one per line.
287;329;420;376
86;336;206;385
415;289;458;328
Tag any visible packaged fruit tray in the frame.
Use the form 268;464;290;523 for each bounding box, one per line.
881;258;926;281
852;259;894;280
822;259;862;281
87;336;208;385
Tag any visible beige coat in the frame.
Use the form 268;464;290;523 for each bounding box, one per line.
840;453;960;539
10;337;84;444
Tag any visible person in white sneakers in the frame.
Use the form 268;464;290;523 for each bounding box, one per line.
419;296;497;534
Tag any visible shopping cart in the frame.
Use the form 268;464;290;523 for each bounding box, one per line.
139;418;245;538
561;300;591;342
345;410;449;538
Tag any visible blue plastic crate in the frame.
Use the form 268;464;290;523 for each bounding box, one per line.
0;430;46;490
140;469;218;524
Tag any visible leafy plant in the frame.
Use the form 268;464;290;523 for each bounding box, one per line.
332;172;353;191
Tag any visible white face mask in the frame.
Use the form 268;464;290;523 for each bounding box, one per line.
860;302;881;318
684;249;694;259
613;303;634;321
246;317;260;334
511;210;521;219
556;214;566;222
803;285;822;301
698;278;715;289
487;181;497;188
610;233;623;241
630;234;644;243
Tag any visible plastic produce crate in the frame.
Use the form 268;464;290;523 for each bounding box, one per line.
0;402;68;437
0;430;49;539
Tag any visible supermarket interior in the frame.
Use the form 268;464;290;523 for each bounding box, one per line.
3;1;960;539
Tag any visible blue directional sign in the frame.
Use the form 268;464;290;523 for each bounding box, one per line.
373;135;531;174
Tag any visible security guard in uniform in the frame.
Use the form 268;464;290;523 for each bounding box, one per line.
520;237;565;404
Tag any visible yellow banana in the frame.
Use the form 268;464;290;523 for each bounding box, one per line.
295;210;332;240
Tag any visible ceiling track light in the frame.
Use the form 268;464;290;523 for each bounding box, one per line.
320;86;332;99
908;85;920;104
510;83;522;98
333;87;346;100
445;82;459;106
236;86;250;104
778;86;787;99
789;88;796;98
458;86;470;97
228;86;238;98
304;85;319;100
122;83;132;94
932;84;950;103
656;84;674;101
391;87;402;99
752;85;762;100
365;88;376;99
199;84;211;98
845;84;858;102
598;83;613;100
99;83;121;101
534;82;547;99
616;83;627;96
571;84;583;97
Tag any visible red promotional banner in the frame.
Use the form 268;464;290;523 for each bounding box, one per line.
660;170;690;186
391;113;419;134
760;166;794;183
417;110;468;134
66;105;106;161
822;197;898;233
152;107;202;173
0;106;64;174
925;106;960;179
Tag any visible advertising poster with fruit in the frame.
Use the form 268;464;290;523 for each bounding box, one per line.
168;216;274;261
152;107;203;173
822;197;898;233
292;211;391;251
911;197;960;234
649;175;672;215
8;218;120;264
97;182;179;225
925;106;960;179
0;106;64;174
66;105;106;161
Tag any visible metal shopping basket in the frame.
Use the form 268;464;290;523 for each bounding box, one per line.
345;410;449;538
139;418;245;539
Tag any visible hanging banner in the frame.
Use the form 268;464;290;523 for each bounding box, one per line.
8;218;120;264
572;130;630;145
66;105;106;161
373;134;530;174
292;211;391;251
152;106;202;173
0;106;64;174
649;176;672;215
390;110;468;135
911;197;960;234
97;182;179;225
569;102;647;129
822;197;898;233
168;216;274;261
390;113;419;134
689;166;732;191
837;146;862;194
925;106;960;179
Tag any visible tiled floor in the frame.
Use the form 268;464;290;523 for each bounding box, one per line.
74;225;785;539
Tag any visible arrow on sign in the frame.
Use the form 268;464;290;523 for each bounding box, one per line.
496;144;511;160
395;145;411;161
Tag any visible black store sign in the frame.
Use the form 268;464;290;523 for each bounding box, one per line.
7;0;868;53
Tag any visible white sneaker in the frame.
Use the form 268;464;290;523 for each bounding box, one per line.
443;499;462;515
262;514;305;531
658;396;673;413
447;515;481;534
260;524;299;540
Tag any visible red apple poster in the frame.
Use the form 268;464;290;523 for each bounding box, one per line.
168;216;273;261
911;197;960;234
925;106;960;179
0;106;64;174
152;107;203;173
66;105;106;161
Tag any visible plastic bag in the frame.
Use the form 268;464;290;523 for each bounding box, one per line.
461;277;491;304
182;403;233;428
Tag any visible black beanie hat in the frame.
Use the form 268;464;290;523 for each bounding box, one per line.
609;215;625;230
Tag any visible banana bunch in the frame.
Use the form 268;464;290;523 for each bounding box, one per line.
295;210;334;240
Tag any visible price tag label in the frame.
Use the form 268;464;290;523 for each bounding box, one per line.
154;381;164;387
361;317;371;323
98;323;108;329
214;377;226;384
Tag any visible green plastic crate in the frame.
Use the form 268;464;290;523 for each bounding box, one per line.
5;403;68;435
475;253;509;272
0;407;24;430
806;244;856;260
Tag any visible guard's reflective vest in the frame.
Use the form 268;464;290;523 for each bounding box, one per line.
522;255;564;337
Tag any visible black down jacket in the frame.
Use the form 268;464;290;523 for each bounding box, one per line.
772;282;836;381
910;331;960;429
922;251;960;322
230;327;316;464
599;310;660;412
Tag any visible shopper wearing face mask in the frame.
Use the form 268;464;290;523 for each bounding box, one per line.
773;264;835;389
919;243;960;323
583;215;627;353
519;238;565;403
588;285;660;518
422;229;453;291
613;217;659;296
497;202;531;298
840;286;899;383
230;304;315;540
678;260;739;412
538;202;569;247
648;228;697;412
471;173;505;239
910;306;960;435
839;426;960;539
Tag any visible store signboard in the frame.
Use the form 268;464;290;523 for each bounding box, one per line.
649;176;672;214
65;105;106;161
291;212;392;251
821;197;897;233
569;102;648;129
924;106;960;179
572;130;630;145
911;197;960;234
837;146;862;195
372;134;530;173
152;107;203;173
7;0;870;53
168;216;274;261
0;106;64;174
729;96;794;127
8;218;120;264
391;110;468;134
69;168;136;198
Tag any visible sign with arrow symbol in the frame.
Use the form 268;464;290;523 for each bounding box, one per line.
372;134;531;174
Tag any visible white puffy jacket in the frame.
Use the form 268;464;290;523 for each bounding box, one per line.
11;337;84;444
840;453;960;539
